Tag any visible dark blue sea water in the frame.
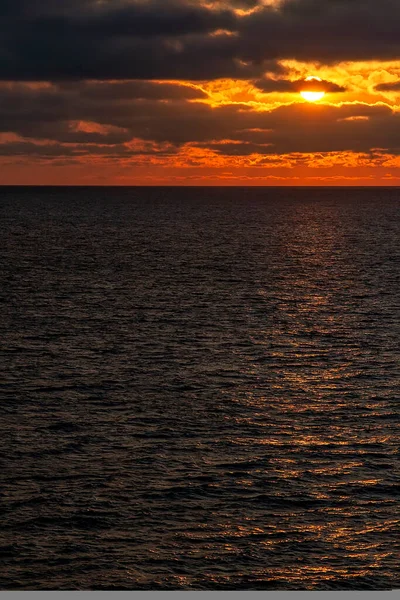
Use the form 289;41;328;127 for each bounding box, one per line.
0;186;399;590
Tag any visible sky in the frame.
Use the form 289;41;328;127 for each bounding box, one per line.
2;0;400;185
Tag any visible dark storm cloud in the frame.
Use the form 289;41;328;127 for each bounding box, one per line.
294;79;346;93
2;81;400;158
0;81;207;141
241;0;400;63
58;80;207;101
0;0;235;34
0;0;267;81
249;103;399;155
375;81;400;92
3;0;400;82
0;139;177;158
0;81;233;143
0;141;118;157
225;0;260;6
254;77;347;93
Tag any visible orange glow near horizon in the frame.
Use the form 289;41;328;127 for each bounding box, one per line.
3;60;400;185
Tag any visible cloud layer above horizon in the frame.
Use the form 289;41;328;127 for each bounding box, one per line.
2;0;400;184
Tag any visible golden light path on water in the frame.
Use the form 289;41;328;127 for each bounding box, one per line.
1;187;399;589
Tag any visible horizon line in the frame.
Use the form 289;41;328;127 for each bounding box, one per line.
1;184;400;189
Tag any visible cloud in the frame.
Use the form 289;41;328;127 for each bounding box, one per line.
254;77;347;93
241;0;400;63
375;81;400;92
0;80;207;142
0;0;268;81
58;80;208;101
3;1;400;82
2;80;400;161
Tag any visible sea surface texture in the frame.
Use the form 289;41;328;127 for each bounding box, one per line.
0;187;399;590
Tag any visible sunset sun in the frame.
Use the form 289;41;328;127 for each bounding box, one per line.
300;90;325;102
300;76;325;102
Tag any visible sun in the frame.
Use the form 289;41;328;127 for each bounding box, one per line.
300;76;325;102
300;90;325;102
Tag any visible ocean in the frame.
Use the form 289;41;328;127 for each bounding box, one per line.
0;186;399;590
